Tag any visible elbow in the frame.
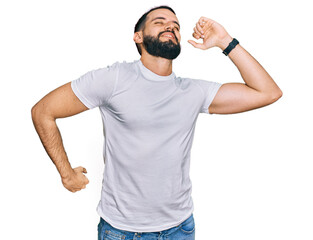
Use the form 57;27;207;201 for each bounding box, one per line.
31;103;49;124
31;102;55;126
267;87;283;105
273;88;283;102
31;104;37;120
31;104;41;125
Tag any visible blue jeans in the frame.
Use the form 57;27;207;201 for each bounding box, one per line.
97;214;195;240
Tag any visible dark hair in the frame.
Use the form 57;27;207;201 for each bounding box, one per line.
134;5;176;55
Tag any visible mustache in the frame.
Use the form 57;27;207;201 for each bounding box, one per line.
158;30;178;42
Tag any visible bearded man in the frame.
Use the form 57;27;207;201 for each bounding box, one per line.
31;5;282;240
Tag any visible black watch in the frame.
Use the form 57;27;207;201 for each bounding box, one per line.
222;38;239;56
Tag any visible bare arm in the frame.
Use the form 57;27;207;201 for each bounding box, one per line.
209;43;282;114
188;17;282;114
31;82;89;192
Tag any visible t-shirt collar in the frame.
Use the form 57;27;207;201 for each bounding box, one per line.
137;59;176;82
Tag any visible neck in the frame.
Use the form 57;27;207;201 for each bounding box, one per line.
140;53;173;76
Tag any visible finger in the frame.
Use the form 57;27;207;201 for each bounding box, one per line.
188;40;205;50
76;166;83;172
77;166;87;174
84;177;90;185
193;23;204;37
199;23;210;35
199;16;211;25
76;166;87;173
73;187;82;192
196;22;204;35
198;18;206;29
193;26;202;38
192;32;201;39
199;17;215;31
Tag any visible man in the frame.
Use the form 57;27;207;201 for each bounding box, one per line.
31;5;282;240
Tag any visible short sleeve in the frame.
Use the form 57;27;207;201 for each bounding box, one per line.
196;79;222;114
71;62;119;109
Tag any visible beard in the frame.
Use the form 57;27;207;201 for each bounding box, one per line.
142;30;181;60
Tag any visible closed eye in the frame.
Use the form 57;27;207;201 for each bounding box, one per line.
154;21;180;31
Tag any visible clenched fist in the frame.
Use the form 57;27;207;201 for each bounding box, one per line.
61;166;89;193
188;17;233;50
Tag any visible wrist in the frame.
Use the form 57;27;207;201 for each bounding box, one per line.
60;166;75;180
217;35;233;50
222;38;239;56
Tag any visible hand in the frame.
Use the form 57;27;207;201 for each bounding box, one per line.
61;166;89;193
188;17;233;50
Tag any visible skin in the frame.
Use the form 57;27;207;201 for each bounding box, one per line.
31;8;282;192
134;9;283;114
32;83;89;192
133;9;182;76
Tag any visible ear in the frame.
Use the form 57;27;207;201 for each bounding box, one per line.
133;32;143;44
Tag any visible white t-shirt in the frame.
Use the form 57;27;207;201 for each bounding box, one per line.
71;59;222;232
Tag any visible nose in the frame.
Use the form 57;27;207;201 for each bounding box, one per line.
165;22;175;31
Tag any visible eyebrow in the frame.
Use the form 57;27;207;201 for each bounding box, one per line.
151;17;180;28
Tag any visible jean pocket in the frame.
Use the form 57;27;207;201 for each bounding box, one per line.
103;229;126;240
180;215;195;234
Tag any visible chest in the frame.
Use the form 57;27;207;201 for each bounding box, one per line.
106;78;202;131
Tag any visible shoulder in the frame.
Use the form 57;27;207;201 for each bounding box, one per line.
90;60;137;78
189;78;222;92
116;60;140;78
113;60;138;70
109;60;138;73
175;76;207;91
176;76;222;95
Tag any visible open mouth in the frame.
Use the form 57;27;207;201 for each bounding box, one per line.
161;33;175;39
159;32;177;43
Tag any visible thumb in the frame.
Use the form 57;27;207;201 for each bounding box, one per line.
188;40;204;50
78;166;87;174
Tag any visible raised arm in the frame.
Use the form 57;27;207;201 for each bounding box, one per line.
188;17;282;114
31;82;89;192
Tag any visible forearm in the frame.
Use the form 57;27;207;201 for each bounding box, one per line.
190;17;282;114
221;37;282;96
32;108;74;179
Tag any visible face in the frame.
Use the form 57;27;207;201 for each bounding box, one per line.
139;9;181;60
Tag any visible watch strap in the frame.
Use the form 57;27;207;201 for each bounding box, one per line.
222;38;239;56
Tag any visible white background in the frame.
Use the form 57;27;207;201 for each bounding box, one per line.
1;0;312;239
